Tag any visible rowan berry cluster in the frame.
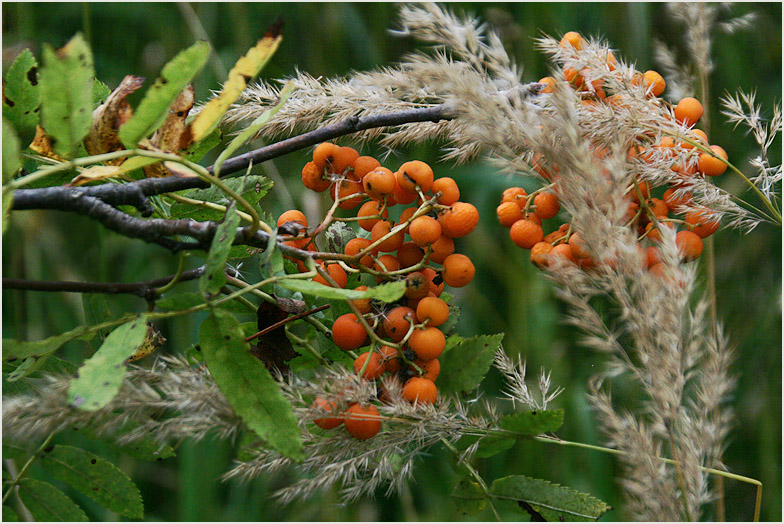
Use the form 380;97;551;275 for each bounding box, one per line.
499;31;728;273
279;142;479;439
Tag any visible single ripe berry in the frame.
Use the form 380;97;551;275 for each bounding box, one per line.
415;358;440;382
351;285;372;314
550;243;577;265
533;192;560;220
538;76;556;94
402;377;438;404
277;209;308;228
568;233;591;259
648;198;669;218
371;220;405;253
422;267;445;296
383;306;416;342
559;31;583;50
674;97;704;126
378;345;402;373
374;254;401;276
501;187;528;208
416;296;449;327
698;145;728;177
396;160;434;193
313;262;348;288
353;156;381;179
431;177;460;205
331;178;365;209
510;219;544;249
312;142;342;171
302;161;331;192
663;188;693;212
441;254;475;288
312;397;343;430
429;235;455;264
404;271;430;300
642;70;666;97
438;202;479;238
398;207;418;234
353;352;386;380
332;313;367;350
392;179;418;205
344;403;382;440
408;327;446;361
409;216;442;247
357;200;389;232
530;241;553;269
363;167;396;200
676;230;704;261
397;241;425;268
496;201;523;227
684;208;720;238
345;237;376;268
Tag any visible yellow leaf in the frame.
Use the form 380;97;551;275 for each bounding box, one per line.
149;85;195;154
127;324;166;362
189;20;283;142
161;160;200;178
68;165;123;186
84;75;145;159
29;125;66;161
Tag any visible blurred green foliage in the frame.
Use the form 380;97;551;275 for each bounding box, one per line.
2;2;780;521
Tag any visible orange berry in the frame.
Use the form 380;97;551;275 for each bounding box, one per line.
416;297;449;327
674;97;704;127
543;229;563;245
353;352;386;380
332;313;368;350
396;241;425;268
605;51;618;71
698;145;728;177
397;207;418;233
396;160;434;193
538;76;557;94
530;241;553;268
392;179;418;205
302;161;331;192
642;70;666;97
441;253;475;288
497;201;523;227
371;220;405;253
550;243;576;264
422;267;444;296
533;192;560;219
684;207;720;238
277;209;308;228
429;234;455;264
351;285;372;314
312;397;343;430
344;403;382;440
357;200;389;232
644;220;674;243
560;31;583;50
408;327;446;361
409;216;442;247
402;377;438;404
648;198;669;218
568;232;591;259
563;67;584;88
378;345;402;373
431;177;460;206
383;306;416;342
363;167;396;200
414;358;440;382
345;237;376;268
337;146;359;172
312;142;342;171
501;187;528;208
330;178;365;209
404;271;430;300
353;156;381;179
314;262;348;288
509;219;544;249
373;254;400;276
663;188;693;212
645;246;662;268
438;202;479;238
676;230;704;261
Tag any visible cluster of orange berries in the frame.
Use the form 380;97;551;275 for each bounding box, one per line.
502;31;728;273
277;142;481;439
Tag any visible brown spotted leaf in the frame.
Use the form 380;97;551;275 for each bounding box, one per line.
84;75;145;158
28;124;66;161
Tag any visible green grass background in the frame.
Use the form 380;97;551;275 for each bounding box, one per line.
2;2;781;521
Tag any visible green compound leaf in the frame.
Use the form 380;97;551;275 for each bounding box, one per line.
2;324;93;362
118;40;209;148
71;422;176;462
67;314;148;411
39;34;94;158
2;504;20;521
40;444;144;519
452;478;488;516
499;409;565;435
2;48;40;145
199;309;304;461
17;478;88;522
200;202;241;296
3;118;22;183
278;278;406;303
437;333;504;395
490;475;611;522
92;78;112;108
169;175;273;221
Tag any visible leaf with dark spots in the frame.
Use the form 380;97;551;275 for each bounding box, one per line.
3;49;41;144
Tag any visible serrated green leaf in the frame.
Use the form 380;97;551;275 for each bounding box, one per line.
324;220;355;255
18;478;89;521
156;292;252;313
199;310;304;461
439;305;461;335
67;314;148;411
92;78;111;108
70;422;176;462
2;504;20;521
2;324;93;362
491;475;611;521
184;127;221;163
200;203;240;295
2;441;28;459
213;80;294;176
2;49;40;145
40;444;144;519
279;278;406;302
452;433;515;459
169;175;273;221
118;40;209;148
3;118;22;183
39;34;94;158
452;479;487;516
499;409;564;435
438;333;504;394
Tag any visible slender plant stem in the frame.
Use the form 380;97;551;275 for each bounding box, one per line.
440;438;502;521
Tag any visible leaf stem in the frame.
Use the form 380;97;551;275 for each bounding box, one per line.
1;433;56;505
441;438;502;521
